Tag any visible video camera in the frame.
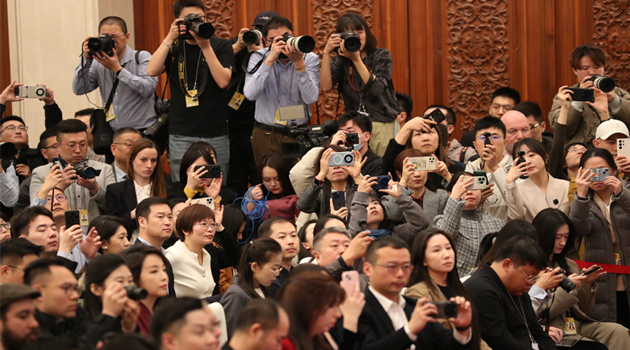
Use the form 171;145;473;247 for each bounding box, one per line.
281;120;339;158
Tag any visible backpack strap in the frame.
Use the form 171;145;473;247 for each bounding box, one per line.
459;147;469;163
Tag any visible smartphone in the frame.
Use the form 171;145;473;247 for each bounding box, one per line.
332;191;345;210
14;85;48;99
517;151;529;180
65;210;80;228
466;171;488;190
194;164;221;179
566;88;595;102
618;138;630;159
429;301;458;319
409;156;437;171
587;168;610;182
341;271;359;296
424;108;446;128
371;175;391;191
580;266;601;276
199;197;215;209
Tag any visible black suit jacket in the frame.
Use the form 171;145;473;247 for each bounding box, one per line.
464;264;556;350
203;228;242;295
359;288;470;350
133;239;176;297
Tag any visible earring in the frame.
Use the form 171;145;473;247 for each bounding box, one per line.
103;246;108;250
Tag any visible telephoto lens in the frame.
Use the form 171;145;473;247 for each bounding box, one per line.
124;286;148;301
590;74;615;93
283;34;316;53
182;14;215;39
74;163;101;180
557;271;576;293
87;34;115;56
243;29;263;46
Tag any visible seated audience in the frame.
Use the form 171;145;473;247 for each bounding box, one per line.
150;297;222;350
221;238;282;337
329;112;385;176
464;236;556;350
248;152;299;221
110;128;143;182
405;228;490;350
165;198;187;248
83;254;140;334
570;148;630;327
592;119;630;179
395;92;412;132
0;213;10;242
504;138;570;221
101;333;160;350
257;217;299;296
531;208;629;349
433;174;505;277
89;215;130;254
433;104;478;164
360;236;473;350
225;299;289;350
175;144;224;204
500;110;532;160
72;109;106;164
0;238;41;284
513;101;553;151
107;138;168;233
297;219;316;262
121;244;170;335
475;219;539;270
310;227;352;268
0;284;41;350
10;207;58;259
166;204;240;297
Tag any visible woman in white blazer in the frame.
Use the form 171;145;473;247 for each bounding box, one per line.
504;138;570;222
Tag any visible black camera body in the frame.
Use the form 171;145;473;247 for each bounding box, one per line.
74;162;101;180
483;132;492;147
282;120;339;158
335;31;361;53
195;164;222;179
0;142;18;160
556;271;576;293
144;99;170;150
243;29;263;46
87;34;115;57
589;74;615;93
517;151;528;180
181;14;215;40
124;286;148;301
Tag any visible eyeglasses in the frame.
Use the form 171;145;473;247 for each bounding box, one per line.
477;134;503;143
64;142;88;150
529;123;540;131
373;263;413;274
1;125;28;132
6;265;23;271
44;142;60;150
513;262;539;283
48;283;80;296
46;194;67;203
568;147;587;154
507;127;531;136
267;265;283;274
0;222;10;230
194;222;219;230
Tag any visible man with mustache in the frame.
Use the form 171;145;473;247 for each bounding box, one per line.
0;284;40;350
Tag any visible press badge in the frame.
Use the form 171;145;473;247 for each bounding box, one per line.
615;253;621;265
105;106;116;122
531;343;539;350
186;89;199;108
564;317;577;335
79;210;89;227
273;109;287;126
228;92;245;110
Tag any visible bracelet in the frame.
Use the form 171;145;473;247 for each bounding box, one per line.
576;195;589;201
455;325;471;332
163;40;172;49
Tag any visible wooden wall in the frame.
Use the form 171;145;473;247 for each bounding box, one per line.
1;0;12;116
131;0;630;140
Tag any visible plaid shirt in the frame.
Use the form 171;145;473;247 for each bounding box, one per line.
433;196;505;277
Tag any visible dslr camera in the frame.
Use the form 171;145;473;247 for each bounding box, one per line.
74;162;101;180
87;34;115;56
243;29;263;46
279;33;315;53
589;74;615;93
181;14;215;40
124;286;148;301
335;31;361;53
556;271;576;293
144;99;170;153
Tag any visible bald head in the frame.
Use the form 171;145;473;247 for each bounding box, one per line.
501;110;531;152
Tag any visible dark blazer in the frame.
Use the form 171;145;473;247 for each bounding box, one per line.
133;239;177;297
464;264;556;350
204;228;242;295
359;288;470;350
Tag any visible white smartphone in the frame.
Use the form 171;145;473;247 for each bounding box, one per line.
618;138;630;159
408;156;437;171
341;271;359;296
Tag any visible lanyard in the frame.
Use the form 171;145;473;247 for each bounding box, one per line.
177;40;208;98
509;295;537;346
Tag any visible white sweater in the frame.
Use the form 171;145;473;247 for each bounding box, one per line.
166;240;216;298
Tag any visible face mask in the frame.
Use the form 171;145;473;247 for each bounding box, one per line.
352;133;366;152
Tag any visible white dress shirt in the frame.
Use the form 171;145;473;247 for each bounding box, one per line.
134;181;152;204
166;240;216;298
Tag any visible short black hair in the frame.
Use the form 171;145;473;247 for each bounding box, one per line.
136;197;170;222
0;116;26;127
493;236;547;271
23;258;71;286
10;207;53;239
570;44;607;70
120;244;169;288
98;16;128;34
172;0;205;18
234;299;282;333
513;101;543;124
395;92;413;116
365;236;409;263
56;119;87;141
335;12;377;55
0;238;43;266
491;87;521;105
336;111;372;133
473;116;507;138
74;108;95;118
38;127;59;150
579;147;617;172
113;127;141;141
425;104;456;126
258;217;294;238
151;297;206;344
262;17;294;39
512;138;548;163
101;333;159;350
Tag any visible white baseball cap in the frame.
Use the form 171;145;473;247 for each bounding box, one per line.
596;119;629;140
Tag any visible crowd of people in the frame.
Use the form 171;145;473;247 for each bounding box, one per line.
1;0;630;349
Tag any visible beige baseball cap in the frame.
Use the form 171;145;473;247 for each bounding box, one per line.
596;119;629;140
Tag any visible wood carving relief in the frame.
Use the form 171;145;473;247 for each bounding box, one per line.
593;0;630;91
446;0;509;132
312;0;373;122
203;0;233;40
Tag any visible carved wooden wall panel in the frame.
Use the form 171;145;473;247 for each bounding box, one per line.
593;0;630;91
446;0;510;131
203;0;234;40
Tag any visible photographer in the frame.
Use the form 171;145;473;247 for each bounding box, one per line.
243;16;320;165
549;44;630;145
72;16;158;132
320;12;400;157
147;0;234;183
29;119;115;222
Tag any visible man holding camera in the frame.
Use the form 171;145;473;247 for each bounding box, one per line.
29;119;115;222
147;0;234;183
244;16;320;166
72;16;158;132
549;44;630;145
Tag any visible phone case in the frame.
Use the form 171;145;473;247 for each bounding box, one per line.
618;138;630;159
332;191;346;210
409;156;437;171
341;271;359;296
65;210;80;228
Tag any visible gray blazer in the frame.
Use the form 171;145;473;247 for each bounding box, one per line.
382;187;448;224
220;281;254;338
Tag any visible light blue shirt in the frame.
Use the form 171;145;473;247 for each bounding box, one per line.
137;236;167;256
0;164;19;207
114;163;127;183
72;45;158;131
244;49;320;126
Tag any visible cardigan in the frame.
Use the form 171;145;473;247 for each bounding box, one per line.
166;240;216;298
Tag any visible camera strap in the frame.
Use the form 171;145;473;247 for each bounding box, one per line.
245;48;270;74
177;40;208;99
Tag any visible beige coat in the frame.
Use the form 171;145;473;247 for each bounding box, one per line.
504;174;570;222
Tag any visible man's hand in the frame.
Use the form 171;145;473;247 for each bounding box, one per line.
37;164;62;199
284;44;305;67
586;88;609;119
58;224;83;254
341;231;373;266
14;164;31;178
534;267;563;290
481;144;499;173
58;165;77;191
615;155;630;176
93;48;122;73
77;176;99;196
79;226;101;259
265;37;285;66
330;130;347;147
578;75;594;90
190;29;211;49
0;81;24;105
407;298;438;334
39;87;55;106
82;37;94;59
234;28;248;51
